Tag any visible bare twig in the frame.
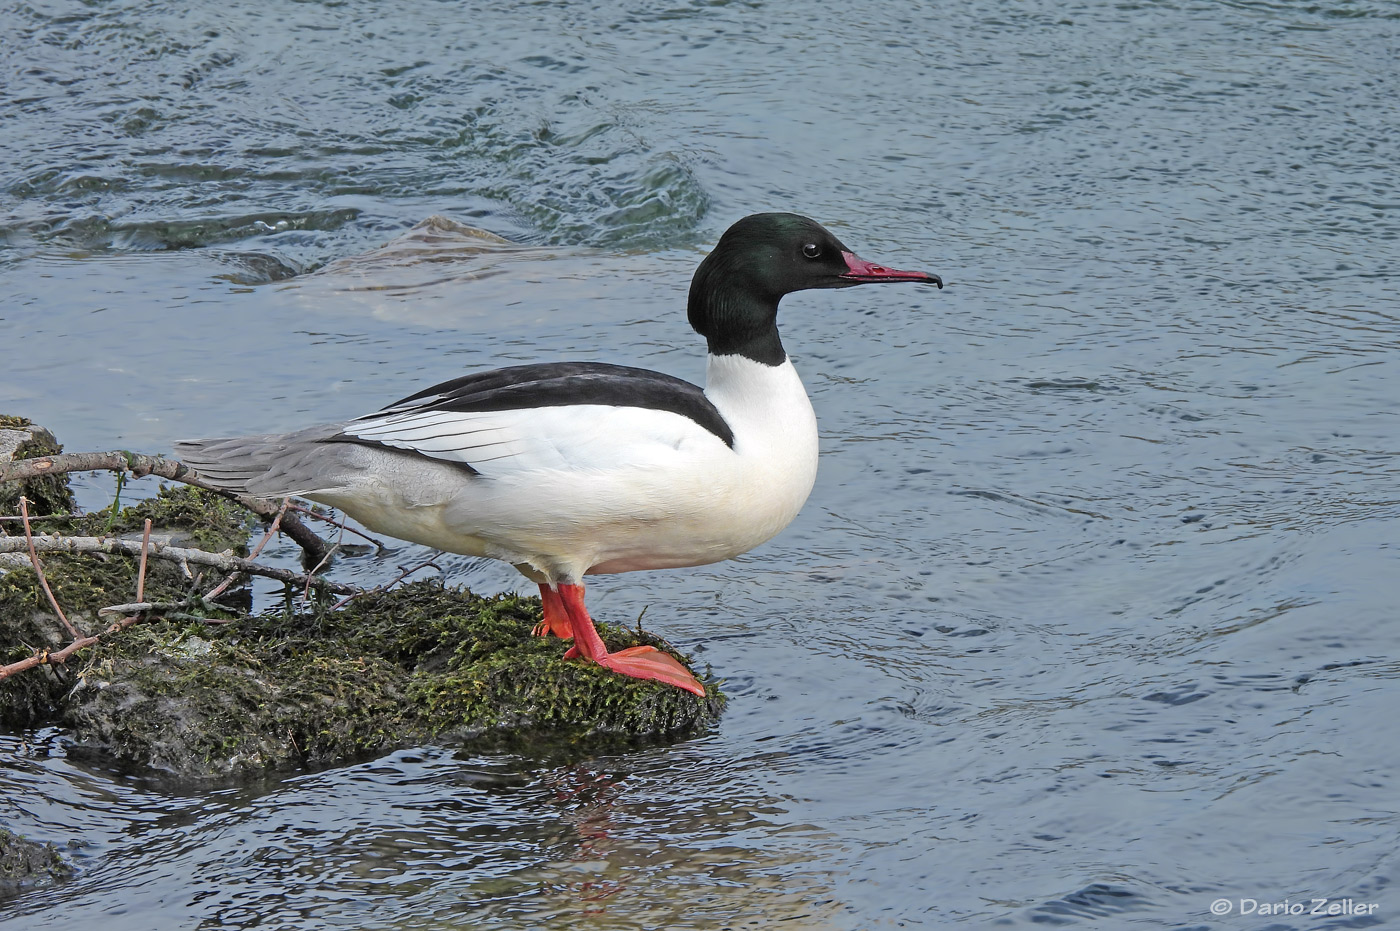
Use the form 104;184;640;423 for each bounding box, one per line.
18;497;83;640
249;498;290;560
0;451;330;565
135;518;152;604
330;557;442;611
0;614;142;682
202;572;242;604
2;450;194;486
203;497;291;603
97;595;241;619
0;534;362;597
288;502;387;551
99;599;206;616
300;503;352;602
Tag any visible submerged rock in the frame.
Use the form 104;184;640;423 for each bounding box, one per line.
1;424;723;780
0;828;74;899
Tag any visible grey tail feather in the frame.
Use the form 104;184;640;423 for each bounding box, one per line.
173;422;351;498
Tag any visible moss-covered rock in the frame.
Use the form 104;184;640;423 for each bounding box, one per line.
2;475;725;780
83;483;257;554
0;416;75;521
0;485;252;728
0;828;74;899
58;581;721;778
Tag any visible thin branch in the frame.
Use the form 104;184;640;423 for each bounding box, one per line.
19;497;83;640
0;615;141;682
99;598;221;616
288;503;387;552
202;571;243;604
303;543;341;602
0;451;330;566
300;503;350;602
0;534;362;597
2;450;193;486
330;557;442;611
248;498;290;560
203;497;290;603
135;518;152;603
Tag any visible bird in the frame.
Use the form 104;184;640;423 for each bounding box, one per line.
175;213;943;696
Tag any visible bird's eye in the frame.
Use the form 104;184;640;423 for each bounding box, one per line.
802;243;821;259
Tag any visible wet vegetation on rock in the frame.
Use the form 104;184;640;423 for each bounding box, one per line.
0;827;75;899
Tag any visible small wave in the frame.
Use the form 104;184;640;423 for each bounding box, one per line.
3;6;712;264
440;99;710;248
1029;882;1153;923
8;208;361;253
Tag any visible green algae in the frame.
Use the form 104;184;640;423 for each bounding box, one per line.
83;483;257;554
2;475;724;780
0;485;251;728
54;580;721;778
0;828;75;899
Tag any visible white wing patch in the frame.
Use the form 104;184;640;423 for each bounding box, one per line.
344;404;726;477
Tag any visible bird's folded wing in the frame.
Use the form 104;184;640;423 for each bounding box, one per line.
339;404;727;477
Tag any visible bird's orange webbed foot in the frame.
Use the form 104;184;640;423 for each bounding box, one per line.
553;583;705;696
595;645;706;696
534;584;574;639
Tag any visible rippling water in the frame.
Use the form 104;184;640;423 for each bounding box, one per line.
3;0;1398;927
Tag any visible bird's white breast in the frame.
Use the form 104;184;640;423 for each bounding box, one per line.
695;352;819;552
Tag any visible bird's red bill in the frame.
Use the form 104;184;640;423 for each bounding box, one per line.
840;251;944;287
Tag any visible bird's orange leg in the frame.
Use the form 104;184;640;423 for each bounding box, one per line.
555;583;705;696
534;584;574;638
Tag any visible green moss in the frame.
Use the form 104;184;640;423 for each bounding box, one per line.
0;828;75;899
48;581;721;778
81;484;256;555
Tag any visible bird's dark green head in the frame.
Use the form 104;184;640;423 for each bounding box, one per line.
688;212;942;365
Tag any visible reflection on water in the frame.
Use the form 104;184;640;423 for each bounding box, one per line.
3;738;849;930
3;0;1399;927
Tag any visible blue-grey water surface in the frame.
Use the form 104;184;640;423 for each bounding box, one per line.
2;0;1398;927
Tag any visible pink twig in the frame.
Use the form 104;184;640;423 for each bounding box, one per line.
248;498;290;560
18;496;83;640
204;497;290;603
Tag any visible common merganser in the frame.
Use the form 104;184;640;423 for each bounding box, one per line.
176;213;942;696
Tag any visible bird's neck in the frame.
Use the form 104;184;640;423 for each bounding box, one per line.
687;261;786;366
704;352;818;470
704;351;809;422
